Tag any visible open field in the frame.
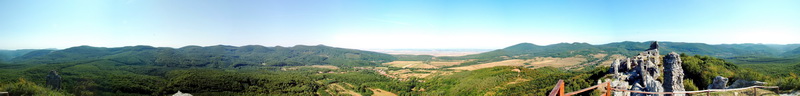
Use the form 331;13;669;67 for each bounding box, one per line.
429;61;465;67
282;65;340;70
382;61;436;68
449;56;588;70
382;61;464;69
598;54;626;66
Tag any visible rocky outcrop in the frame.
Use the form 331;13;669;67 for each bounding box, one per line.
707;76;728;89
663;52;685;96
45;70;62;90
648;41;659;50
727;80;767;88
172;91;193;96
610;41;669;96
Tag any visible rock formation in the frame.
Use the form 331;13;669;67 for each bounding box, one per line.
45;70;62;90
727;80;766;89
172;91;193;96
610;41;671;96
663;52;685;96
648;41;659;50
608;41;770;95
707;76;728;89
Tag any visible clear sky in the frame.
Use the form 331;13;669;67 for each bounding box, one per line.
1;0;799;50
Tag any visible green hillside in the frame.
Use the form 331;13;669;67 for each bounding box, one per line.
0;49;55;63
781;47;800;57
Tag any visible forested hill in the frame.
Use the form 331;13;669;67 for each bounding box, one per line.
7;45;396;67
0;49;55;63
782;47;800;57
444;41;800;61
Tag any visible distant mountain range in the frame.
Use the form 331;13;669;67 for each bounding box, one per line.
2;41;799;66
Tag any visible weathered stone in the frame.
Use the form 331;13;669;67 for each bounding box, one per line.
623;58;632;72
727;80;767;88
644;76;664;96
631;84;644;96
663;52;685;96
707;76;729;89
45;70;62;90
611;59;620;74
649;41;659;50
172;91;193;96
644;61;660;78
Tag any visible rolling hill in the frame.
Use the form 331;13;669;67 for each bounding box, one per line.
8;45;396;67
782;47;800;57
0;49;55;63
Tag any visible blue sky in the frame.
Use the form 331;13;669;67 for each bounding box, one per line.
1;0;799;50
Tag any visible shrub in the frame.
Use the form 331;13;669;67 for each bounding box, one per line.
2;78;72;96
683;79;699;91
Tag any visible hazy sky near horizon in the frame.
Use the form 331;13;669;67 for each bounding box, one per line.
2;0;800;50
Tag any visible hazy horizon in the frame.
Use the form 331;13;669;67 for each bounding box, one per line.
2;0;800;50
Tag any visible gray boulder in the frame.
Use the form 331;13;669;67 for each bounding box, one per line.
707;76;728;89
45;70;62;90
663;52;685;96
727;80;767;88
644;76;664;96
